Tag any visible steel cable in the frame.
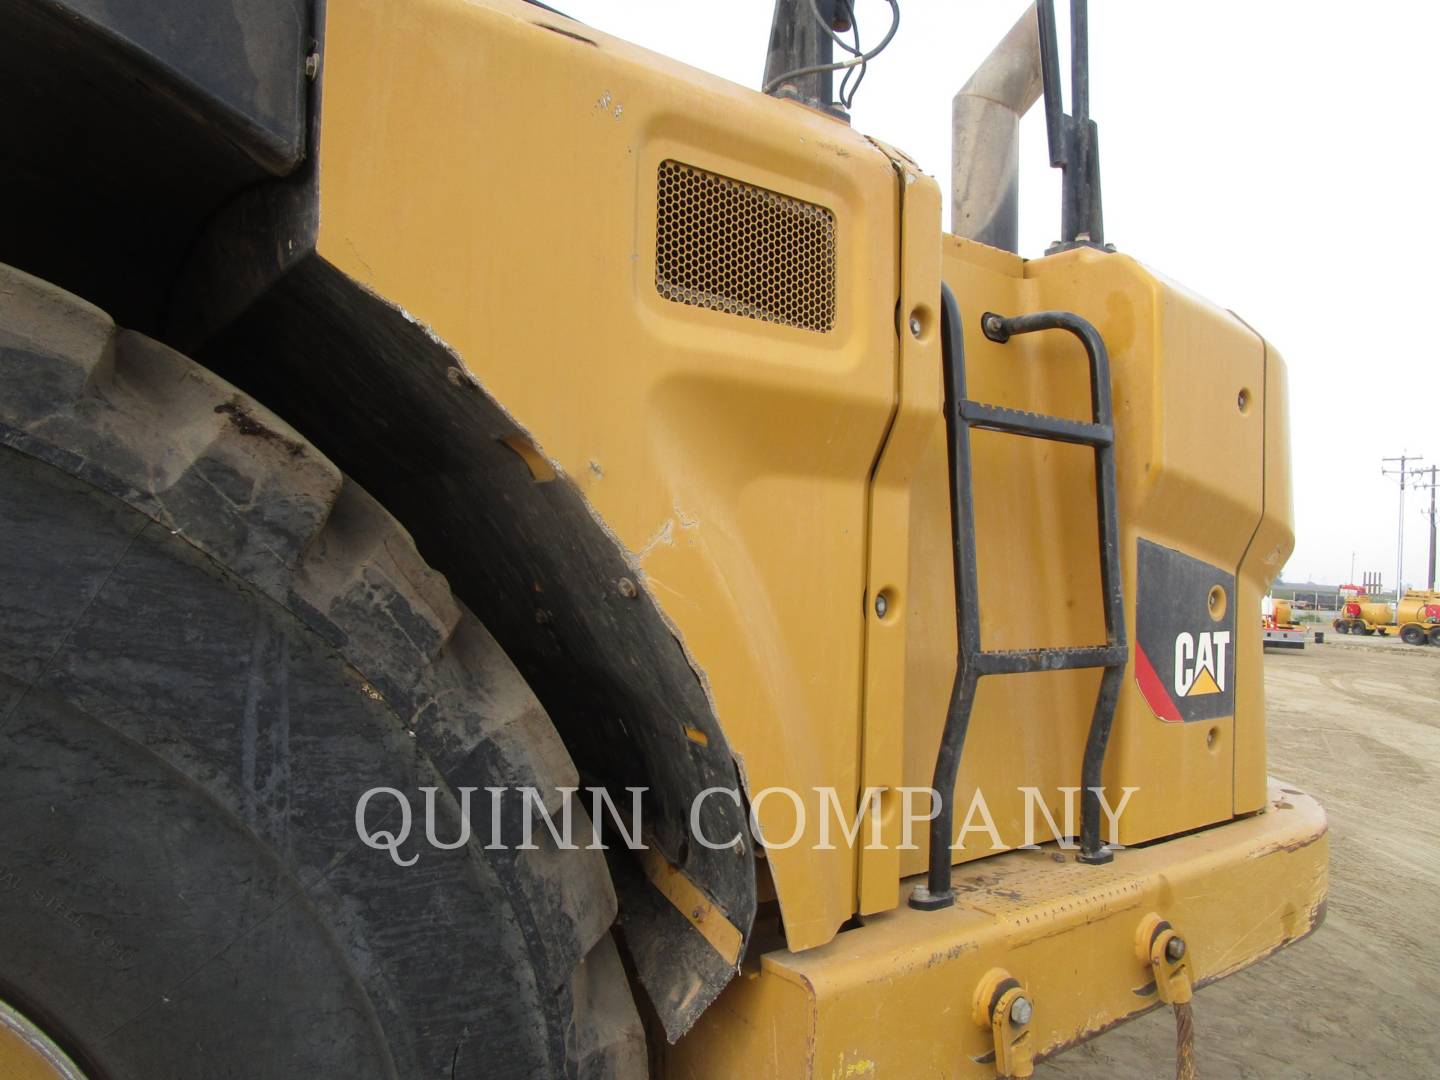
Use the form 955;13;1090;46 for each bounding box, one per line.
1174;1001;1198;1080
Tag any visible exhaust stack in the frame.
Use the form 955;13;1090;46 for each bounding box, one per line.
950;4;1042;254
953;1;1108;255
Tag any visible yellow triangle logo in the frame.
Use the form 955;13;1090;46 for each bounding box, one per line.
1187;667;1221;696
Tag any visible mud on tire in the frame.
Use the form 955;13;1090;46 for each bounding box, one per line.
0;265;645;1079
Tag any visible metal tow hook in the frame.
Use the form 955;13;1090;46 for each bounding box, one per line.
973;968;1034;1078
1136;913;1198;1080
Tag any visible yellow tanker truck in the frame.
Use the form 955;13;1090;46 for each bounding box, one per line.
0;1;1327;1077
1334;590;1440;645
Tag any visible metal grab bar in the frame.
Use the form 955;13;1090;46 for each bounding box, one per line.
910;286;1128;912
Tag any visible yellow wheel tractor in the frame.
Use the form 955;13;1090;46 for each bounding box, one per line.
0;1;1328;1077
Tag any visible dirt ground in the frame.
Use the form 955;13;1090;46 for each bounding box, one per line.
1037;633;1440;1078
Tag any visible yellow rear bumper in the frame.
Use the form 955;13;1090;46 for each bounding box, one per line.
668;782;1326;1077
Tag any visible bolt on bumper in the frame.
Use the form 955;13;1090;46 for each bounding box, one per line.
667;781;1327;1078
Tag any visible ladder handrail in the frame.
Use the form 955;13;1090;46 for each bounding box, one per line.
910;286;1129;912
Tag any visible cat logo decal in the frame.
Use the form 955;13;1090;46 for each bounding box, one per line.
1134;540;1236;724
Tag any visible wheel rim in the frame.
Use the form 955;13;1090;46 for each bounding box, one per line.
0;1001;88;1080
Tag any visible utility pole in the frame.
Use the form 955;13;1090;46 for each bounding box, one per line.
1412;464;1438;591
1382;454;1422;602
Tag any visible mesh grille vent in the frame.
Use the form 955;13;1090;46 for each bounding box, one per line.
655;160;836;333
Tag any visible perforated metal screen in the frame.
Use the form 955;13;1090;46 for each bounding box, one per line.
655;160;836;333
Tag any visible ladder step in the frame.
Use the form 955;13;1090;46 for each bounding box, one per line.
959;401;1113;447
974;645;1129;675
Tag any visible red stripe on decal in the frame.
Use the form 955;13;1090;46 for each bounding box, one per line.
1135;643;1183;723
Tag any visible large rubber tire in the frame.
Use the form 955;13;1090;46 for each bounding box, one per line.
1400;625;1427;646
0;267;645;1079
1333;620;1350;635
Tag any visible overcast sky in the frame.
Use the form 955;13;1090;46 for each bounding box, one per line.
563;1;1440;592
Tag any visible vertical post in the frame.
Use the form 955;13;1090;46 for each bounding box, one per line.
1422;469;1434;596
1398;467;1406;602
1419;465;1438;591
763;0;840;115
1064;0;1102;245
1038;0;1106;251
1070;1;1088;122
1383;454;1422;603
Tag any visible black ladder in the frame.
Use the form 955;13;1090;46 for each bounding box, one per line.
910;284;1129;911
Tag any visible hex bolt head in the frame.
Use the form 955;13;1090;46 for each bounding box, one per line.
908;316;922;338
1165;936;1187;962
1009;996;1033;1026
874;593;889;618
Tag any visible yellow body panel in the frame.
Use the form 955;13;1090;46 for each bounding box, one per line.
856;150;945;914
860;235;1277;885
667;783;1326;1077
319;0;899;948
1397;591;1440;625
1350;602;1395;627
1236;343;1293;807
318;0;1309;1000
